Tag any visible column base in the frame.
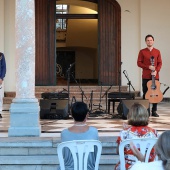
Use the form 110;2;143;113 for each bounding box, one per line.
8;127;40;137
8;100;41;137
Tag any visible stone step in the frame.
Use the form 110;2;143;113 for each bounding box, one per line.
0;136;120;170
4;85;140;105
34;85;128;93
0;155;118;170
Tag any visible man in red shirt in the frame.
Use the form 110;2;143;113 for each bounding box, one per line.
137;34;162;117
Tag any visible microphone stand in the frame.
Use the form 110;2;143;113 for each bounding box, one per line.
67;63;75;114
71;73;87;102
112;62;123;119
161;83;170;95
101;84;113;113
123;70;135;93
115;62;122;117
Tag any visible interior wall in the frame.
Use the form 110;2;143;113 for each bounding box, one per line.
66;5;98;48
75;48;97;79
66;19;98;48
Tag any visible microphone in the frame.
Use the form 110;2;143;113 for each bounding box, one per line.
70;62;75;68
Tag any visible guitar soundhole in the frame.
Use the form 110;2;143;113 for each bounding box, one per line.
151;85;156;90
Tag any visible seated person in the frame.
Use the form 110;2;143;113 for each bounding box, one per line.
115;103;158;170
57;101;99;170
130;130;170;170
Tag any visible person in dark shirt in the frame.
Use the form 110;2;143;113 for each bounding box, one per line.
0;52;6;118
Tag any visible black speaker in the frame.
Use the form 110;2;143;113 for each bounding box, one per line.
40;99;69;119
117;99;149;119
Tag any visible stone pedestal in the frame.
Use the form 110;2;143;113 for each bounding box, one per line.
8;99;41;137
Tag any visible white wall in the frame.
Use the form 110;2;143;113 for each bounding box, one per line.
140;0;170;97
4;0;16;91
117;0;170;97
0;0;4;52
117;0;141;93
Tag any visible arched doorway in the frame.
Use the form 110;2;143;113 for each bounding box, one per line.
35;0;121;86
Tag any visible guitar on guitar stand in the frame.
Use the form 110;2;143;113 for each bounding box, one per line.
145;56;163;103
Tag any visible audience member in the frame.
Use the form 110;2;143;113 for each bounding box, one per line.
114;103;158;170
57;101;99;170
130;130;170;170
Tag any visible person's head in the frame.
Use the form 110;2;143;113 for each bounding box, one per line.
145;34;154;48
155;130;170;170
71;102;89;122
127;103;149;126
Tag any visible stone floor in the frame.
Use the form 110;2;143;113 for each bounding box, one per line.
1;102;170;138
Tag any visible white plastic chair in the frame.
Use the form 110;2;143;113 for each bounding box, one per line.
119;138;158;170
57;140;102;170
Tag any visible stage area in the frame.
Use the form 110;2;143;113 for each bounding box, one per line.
0;102;170;137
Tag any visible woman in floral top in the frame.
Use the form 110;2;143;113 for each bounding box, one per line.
114;103;158;170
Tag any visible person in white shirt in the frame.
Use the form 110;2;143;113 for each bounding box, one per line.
130;130;170;170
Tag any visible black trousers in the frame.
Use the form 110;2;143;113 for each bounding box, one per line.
142;79;157;112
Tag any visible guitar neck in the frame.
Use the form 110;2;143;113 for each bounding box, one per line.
150;56;156;89
152;74;156;86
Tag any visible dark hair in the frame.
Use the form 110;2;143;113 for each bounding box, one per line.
145;34;154;41
155;130;170;170
127;103;149;126
71;102;89;122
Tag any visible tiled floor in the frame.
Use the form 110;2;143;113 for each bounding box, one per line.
1;102;170;137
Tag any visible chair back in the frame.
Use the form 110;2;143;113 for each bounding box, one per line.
57;140;102;170
119;138;158;170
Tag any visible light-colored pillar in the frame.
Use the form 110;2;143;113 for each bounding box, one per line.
8;0;41;136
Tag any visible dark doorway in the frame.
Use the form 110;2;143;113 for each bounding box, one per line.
56;51;75;84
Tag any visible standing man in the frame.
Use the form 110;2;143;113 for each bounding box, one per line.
0;52;6;118
137;34;162;117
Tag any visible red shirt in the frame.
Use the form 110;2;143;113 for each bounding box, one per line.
137;48;162;79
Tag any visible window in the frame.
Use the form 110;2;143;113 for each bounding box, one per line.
56;4;68;29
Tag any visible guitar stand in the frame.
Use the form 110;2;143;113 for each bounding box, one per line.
89;82;106;117
101;84;113;115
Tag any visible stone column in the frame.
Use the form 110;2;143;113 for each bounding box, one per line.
8;0;41;136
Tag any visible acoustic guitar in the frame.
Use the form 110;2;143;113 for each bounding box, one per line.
145;56;163;103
